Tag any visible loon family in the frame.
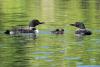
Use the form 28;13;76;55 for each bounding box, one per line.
4;19;92;37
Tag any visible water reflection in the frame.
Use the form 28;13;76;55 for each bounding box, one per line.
0;0;100;67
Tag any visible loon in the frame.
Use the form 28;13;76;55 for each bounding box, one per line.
70;22;92;36
4;19;44;35
51;29;64;34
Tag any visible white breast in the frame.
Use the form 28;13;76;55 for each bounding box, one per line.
10;31;14;35
35;29;39;34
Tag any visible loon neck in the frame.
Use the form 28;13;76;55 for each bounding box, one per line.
29;27;35;30
78;24;86;29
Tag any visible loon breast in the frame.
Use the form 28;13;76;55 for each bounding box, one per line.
35;29;39;34
10;31;15;35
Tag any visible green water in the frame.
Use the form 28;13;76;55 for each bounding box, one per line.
0;0;100;67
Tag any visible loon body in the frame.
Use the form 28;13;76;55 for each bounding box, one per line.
4;19;44;38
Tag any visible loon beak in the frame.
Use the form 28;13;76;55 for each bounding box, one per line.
39;22;44;24
70;24;75;26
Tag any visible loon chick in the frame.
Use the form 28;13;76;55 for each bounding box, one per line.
51;29;64;34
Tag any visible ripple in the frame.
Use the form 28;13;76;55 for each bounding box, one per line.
40;46;50;49
33;51;53;55
77;65;100;67
35;56;48;60
64;57;80;60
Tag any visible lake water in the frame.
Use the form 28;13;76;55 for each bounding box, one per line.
0;0;100;67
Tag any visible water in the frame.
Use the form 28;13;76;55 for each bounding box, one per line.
0;0;100;67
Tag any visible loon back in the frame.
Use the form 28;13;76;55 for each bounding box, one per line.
75;29;92;35
84;30;92;35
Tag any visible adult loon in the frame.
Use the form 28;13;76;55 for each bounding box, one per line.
70;22;92;36
4;19;44;35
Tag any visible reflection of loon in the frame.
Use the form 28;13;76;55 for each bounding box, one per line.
4;19;44;36
70;22;92;36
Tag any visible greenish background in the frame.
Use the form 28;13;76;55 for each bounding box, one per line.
0;0;100;67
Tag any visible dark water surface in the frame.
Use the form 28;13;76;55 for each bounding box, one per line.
0;0;100;67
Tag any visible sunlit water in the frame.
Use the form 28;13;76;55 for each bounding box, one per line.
0;0;100;67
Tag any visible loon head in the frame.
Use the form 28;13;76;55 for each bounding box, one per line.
4;30;15;35
4;30;10;34
70;22;86;29
29;19;44;27
60;29;64;34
